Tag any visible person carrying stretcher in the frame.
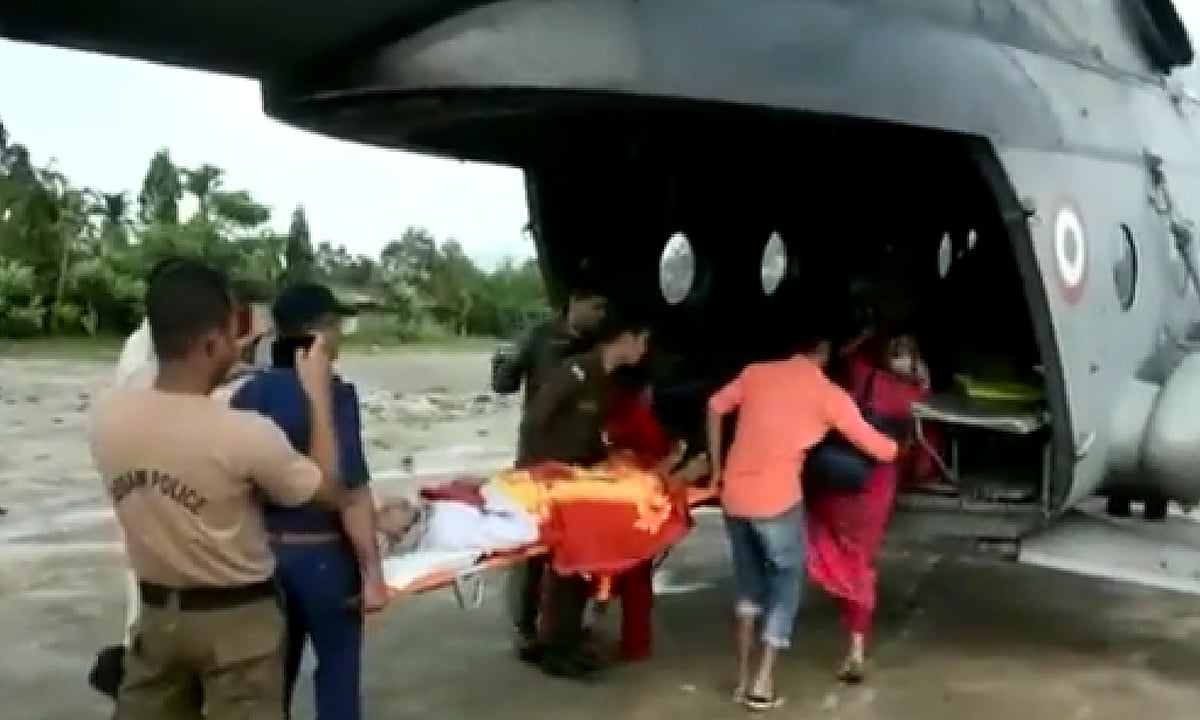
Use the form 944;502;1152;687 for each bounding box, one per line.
491;284;607;663
596;367;710;663
518;308;652;679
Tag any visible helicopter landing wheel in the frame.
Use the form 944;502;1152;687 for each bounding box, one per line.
1143;497;1169;522
1106;495;1132;518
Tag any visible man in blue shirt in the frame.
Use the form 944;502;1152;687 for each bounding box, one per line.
230;282;385;720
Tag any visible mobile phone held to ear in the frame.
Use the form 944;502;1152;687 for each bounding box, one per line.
271;334;316;369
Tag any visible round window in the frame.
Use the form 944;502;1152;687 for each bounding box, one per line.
760;231;789;296
1113;224;1138;311
658;231;696;305
936;231;953;278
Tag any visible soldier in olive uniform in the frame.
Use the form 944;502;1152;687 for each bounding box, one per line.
519;310;652;679
491;286;606;661
88;259;345;720
491;285;608;446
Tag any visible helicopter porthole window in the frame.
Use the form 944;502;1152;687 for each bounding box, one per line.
760;231;789;296
936;232;953;278
659;231;697;305
1113;224;1138;311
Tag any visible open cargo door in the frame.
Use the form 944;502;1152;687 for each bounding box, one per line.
1018;498;1200;596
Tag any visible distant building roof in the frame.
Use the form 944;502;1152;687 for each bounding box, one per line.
336;289;386;310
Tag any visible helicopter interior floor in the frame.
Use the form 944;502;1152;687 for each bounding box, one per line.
523;110;1053;517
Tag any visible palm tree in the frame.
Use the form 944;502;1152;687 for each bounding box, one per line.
138;149;183;225
182;163;224;223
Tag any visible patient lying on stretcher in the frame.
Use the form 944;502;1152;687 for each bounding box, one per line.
372;443;709;594
375;480;540;557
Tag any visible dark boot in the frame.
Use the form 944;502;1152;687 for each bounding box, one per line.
539;573;598;679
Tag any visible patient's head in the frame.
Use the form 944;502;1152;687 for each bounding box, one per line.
376;499;418;551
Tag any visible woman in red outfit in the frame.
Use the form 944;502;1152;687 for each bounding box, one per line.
600;370;693;662
533;369;703;665
805;332;931;683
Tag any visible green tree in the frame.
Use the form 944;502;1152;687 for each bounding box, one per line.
137;150;182;225
282;205;315;285
0;116;551;341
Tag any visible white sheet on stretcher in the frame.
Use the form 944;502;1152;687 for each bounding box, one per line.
382;484;540;591
383;549;484;591
418;485;538;552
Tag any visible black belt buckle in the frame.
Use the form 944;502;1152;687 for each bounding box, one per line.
139;580;276;611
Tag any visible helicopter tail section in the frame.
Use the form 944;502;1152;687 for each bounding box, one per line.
1017;498;1200;596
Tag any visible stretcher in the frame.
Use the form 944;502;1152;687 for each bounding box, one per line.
383;485;717;609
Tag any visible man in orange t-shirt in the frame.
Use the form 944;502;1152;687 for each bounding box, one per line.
706;331;897;710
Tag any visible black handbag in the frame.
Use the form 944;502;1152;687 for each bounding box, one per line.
803;371;904;495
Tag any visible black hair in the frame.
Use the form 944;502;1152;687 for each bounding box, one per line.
146;256;189;284
785;318;835;356
592;304;652;344
145;257;234;360
610;362;652;390
568;287;605;302
564;275;606;304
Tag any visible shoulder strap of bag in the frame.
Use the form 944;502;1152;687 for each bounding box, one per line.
854;369;877;411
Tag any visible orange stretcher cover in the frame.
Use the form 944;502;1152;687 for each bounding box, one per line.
388;474;715;599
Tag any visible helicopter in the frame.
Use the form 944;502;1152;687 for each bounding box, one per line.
4;0;1200;596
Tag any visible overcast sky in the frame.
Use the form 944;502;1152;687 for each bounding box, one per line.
0;41;531;269
1;5;1198;267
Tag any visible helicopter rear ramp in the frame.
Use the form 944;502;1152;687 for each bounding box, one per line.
1019;498;1200;596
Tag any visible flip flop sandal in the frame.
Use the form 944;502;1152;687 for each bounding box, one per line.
742;693;785;711
837;658;866;685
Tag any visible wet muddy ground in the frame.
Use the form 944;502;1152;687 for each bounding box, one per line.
1;350;1198;719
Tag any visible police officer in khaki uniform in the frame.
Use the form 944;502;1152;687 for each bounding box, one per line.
88;258;344;720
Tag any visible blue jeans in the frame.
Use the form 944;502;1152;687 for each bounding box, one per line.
273;541;363;720
723;503;805;649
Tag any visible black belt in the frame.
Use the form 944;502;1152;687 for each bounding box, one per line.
138;579;277;611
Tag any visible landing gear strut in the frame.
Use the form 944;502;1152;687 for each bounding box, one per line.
1144;496;1169;521
1106;493;1169;521
1106;495;1132;518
